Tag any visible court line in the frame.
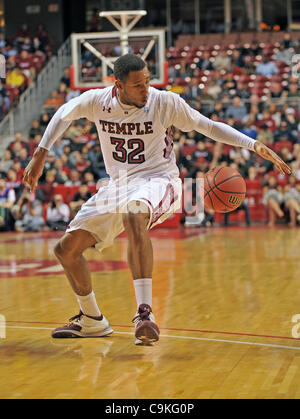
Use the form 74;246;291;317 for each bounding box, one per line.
4;325;300;352
5;320;300;342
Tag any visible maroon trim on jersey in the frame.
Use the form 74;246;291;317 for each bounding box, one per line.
141;183;177;228
112;85;117;98
164;126;174;159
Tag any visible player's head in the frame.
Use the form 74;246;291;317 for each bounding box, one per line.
114;54;150;109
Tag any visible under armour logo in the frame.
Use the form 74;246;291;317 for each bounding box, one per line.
103;106;111;113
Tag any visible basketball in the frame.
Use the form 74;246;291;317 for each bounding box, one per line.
204;166;246;213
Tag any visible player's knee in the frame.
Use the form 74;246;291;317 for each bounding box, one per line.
54;235;80;262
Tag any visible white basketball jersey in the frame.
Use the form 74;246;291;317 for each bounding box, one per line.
61;86;180;180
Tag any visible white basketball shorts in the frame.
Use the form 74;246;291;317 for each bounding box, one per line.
66;176;182;252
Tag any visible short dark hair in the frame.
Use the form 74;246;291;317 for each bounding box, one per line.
114;54;146;82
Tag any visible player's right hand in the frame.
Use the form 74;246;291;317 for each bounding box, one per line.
23;147;48;192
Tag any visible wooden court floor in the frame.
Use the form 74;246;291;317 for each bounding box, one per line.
1;226;300;399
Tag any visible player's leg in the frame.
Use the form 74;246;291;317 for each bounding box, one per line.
122;201;159;346
285;198;300;227
123;200;153;280
54;229;96;296
51;229;113;338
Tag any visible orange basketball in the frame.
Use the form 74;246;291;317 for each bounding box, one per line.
204;166;246;213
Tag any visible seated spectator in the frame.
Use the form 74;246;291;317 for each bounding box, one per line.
257;109;277;132
230;49;245;68
0;150;13;175
274;42;293;64
268;102;282;127
284;109;298;141
247;165;262;181
213;51;231;71
6;67;26;92
191;141;213;163
240;117;257;139
0;80;10;112
187;78;202;99
11;160;24;182
174;58;193;79
46;194;70;231
196;51;213;71
256;55;279;76
29;119;44;139
44;89;65;110
52;157;71;184
256;123;274;146
225;96;248;121
14;189;45;232
38;170;56;202
238;82;251;100
66;89;80;102
18;147;30;169
28;134;42;156
16;50;35;80
224;200;251;226
65;170;81;186
31;36;43;53
60;67;70;88
282;176;300;227
282;32;294;49
222;72;237;93
69;184;92;218
83;171;95;185
6;168;21;191
263;176;284;227
0;178;16;231
286;83;300;100
269;82;285;100
51;138;65;158
8;132;29;155
242;40;262;57
274;120;295;143
206;79;221;100
39;112;51;128
57;82;68;101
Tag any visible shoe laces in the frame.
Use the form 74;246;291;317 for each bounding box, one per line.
68;311;84;323
132;306;151;323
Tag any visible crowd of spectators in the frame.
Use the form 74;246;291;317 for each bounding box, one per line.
1;30;300;231
0;24;52;121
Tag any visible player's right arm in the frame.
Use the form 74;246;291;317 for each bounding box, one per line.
23;90;98;191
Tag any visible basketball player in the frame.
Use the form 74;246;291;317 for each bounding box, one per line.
23;54;291;346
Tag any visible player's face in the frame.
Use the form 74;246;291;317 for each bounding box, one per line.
117;67;151;108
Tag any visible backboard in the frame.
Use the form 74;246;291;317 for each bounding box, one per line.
71;29;167;90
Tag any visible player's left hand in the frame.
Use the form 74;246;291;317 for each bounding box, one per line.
254;141;291;175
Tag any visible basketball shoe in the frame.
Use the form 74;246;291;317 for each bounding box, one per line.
132;304;160;346
51;311;113;338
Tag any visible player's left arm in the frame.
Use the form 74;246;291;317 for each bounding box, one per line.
161;92;291;176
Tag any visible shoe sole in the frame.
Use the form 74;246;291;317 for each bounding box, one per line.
52;327;114;339
135;338;154;346
135;322;159;345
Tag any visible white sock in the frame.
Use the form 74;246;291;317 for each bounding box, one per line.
76;291;102;318
133;278;152;309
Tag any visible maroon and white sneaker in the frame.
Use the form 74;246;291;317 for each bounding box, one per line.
132;304;160;346
51;311;113;338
